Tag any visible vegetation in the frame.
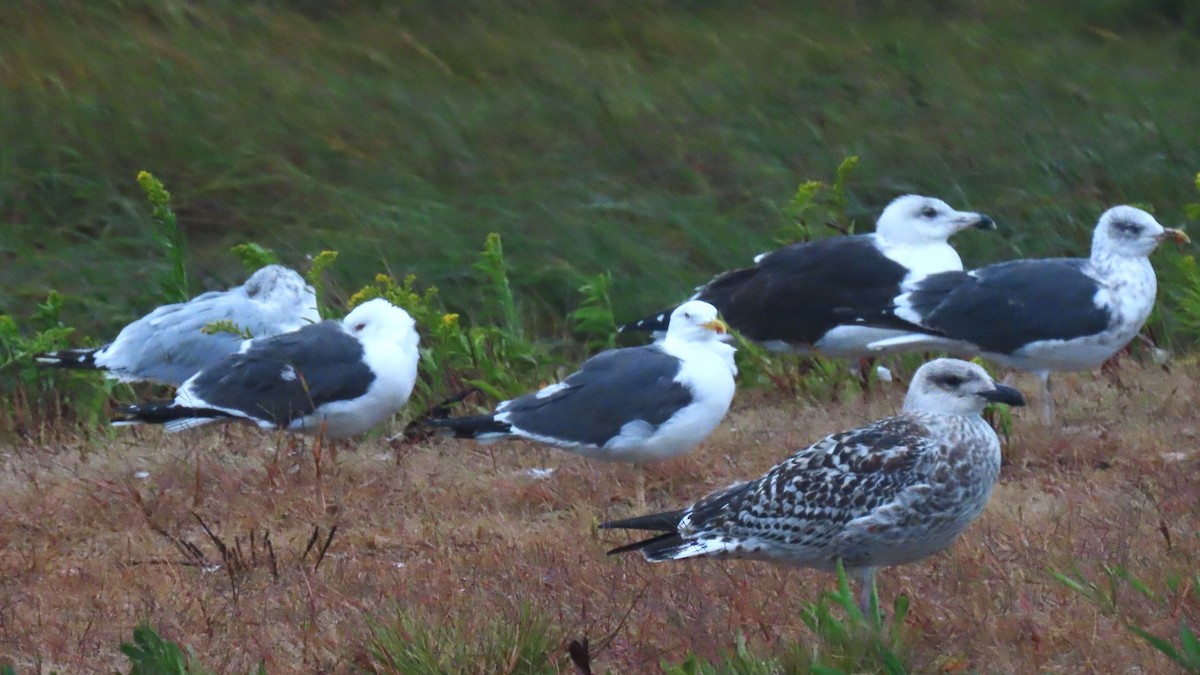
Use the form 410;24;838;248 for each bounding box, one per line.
2;1;1200;672
5;1;1200;334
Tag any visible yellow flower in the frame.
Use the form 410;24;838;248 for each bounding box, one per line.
441;313;459;328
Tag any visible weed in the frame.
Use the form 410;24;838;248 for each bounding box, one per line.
568;271;618;352
230;242;281;271
363;604;562;674
1055;563;1200;671
137;171;189;304
662;563;910;675
348;233;557;412
120;622;266;675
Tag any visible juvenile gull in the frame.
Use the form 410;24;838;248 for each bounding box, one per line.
428;301;736;505
853;206;1189;422
36;264;320;386
603;358;1024;612
618;195;994;357
112;299;418;439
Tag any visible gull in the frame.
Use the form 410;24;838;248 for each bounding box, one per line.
603;358;1025;613
619;195;994;358
112;298;418;439
428;300;737;506
36;264;319;386
853;205;1189;423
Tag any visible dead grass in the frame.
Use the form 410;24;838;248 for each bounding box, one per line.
0;358;1197;673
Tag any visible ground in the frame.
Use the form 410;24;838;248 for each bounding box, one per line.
0;359;1197;673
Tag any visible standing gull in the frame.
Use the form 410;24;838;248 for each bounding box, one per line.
36;264;320;386
619;195;995;357
428;300;736;505
851;205;1189;423
112;298;419;439
603;358;1025;612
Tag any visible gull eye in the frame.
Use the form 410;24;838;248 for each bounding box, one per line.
683;313;691;319
920;206;938;218
936;374;966;388
1114;220;1140;235
354;322;367;331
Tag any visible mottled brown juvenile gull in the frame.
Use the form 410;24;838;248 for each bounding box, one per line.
428;301;736;505
112;299;418;439
36;264;319;386
851;205;1189;423
618;195;995;357
603;358;1024;612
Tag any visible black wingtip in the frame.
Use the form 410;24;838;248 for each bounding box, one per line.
616;307;676;335
34;347;101;370
423;414;511;439
605;531;681;556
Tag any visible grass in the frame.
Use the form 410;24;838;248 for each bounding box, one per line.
0;356;1196;671
3;1;1200;338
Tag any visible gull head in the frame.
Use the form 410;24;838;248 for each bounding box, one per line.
875;195;996;246
665;301;730;343
343;299;419;350
904;358;1025;416
1092;205;1189;259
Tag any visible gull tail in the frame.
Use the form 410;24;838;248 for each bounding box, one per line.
112;402;232;433
424;414;511;440
616;307;677;335
35;347;103;371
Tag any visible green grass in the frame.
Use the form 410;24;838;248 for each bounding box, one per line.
3;0;1200;339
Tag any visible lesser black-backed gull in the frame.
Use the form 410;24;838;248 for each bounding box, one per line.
852;205;1189;423
36;264;319;386
112;298;418;439
429;300;737;505
619;195;994;357
603;358;1025;612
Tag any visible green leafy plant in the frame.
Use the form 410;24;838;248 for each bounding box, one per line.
569;270;617;352
777;156;860;245
0;293;116;433
119;622;265;675
1054;564;1200;672
349;234;556;414
662;563;909;675
230;242;281;271
306;250;340;318
364;604;561;674
137;170;189;303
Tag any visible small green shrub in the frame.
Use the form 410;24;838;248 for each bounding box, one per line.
0;292;115;432
663;563;909;675
1054;563;1200;672
363;604;562;674
137;170;189;304
569;270;618;352
119;622;265;675
348;233;557;413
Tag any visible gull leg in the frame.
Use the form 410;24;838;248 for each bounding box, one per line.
858;567;878;617
1040;371;1055;425
313;421;328;510
635;464;647;511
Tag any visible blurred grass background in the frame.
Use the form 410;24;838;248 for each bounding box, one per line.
2;0;1199;337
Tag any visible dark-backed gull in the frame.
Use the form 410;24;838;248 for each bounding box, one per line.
428;300;737;505
618;195;994;357
853;205;1189;423
36;264;319;386
112;298;418;439
602;358;1025;612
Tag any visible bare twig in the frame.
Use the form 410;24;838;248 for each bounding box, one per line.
314;525;338;572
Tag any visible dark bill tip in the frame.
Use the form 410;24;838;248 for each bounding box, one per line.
973;215;997;231
978;383;1025;407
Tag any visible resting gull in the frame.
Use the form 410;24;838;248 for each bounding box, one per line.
618;195;994;357
602;358;1025;612
36;264;319;386
851;205;1189;423
428;300;737;505
112;298;419;439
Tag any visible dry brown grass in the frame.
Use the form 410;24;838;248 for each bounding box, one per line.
0;358;1198;673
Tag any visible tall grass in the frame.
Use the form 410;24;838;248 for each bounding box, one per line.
3;1;1200;339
